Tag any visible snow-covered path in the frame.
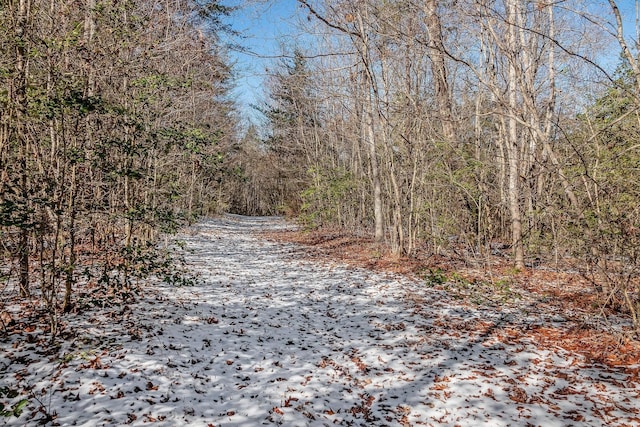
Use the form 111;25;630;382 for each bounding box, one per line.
2;215;639;426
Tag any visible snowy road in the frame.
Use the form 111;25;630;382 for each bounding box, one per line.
2;215;638;426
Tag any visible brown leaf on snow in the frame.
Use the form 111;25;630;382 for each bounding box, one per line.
361;393;375;407
472;368;494;377
284;397;299;407
508;386;528;403
81;355;104;370
88;381;105;395
554;386;581;396
483;388;496;400
395;405;411;415
351;356;368;372
0;311;13;326
265;227;640;377
111;390;125;399
566;411;585;422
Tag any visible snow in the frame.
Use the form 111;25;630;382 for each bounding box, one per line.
1;214;639;426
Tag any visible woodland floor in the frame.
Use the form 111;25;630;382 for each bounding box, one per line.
1;214;640;426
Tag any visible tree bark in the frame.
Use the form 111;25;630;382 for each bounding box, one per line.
354;7;384;242
506;0;525;268
15;0;32;297
424;0;455;144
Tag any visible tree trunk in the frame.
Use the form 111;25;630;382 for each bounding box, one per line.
424;0;455;144
355;8;384;242
506;0;525;268
15;0;31;297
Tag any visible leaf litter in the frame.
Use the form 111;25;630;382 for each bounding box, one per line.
1;214;639;426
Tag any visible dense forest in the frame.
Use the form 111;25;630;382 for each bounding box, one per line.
2;0;640;337
233;0;640;332
0;0;237;335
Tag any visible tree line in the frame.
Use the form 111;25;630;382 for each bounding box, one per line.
235;0;640;332
1;0;236;335
3;0;640;335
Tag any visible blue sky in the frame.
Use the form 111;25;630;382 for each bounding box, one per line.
223;1;302;125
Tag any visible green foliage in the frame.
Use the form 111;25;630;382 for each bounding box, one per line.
423;267;519;305
300;167;356;228
263;50;318;142
126;243;199;288
0;0;237;337
0;387;28;418
564;59;640;331
423;268;447;286
30;87;104;119
43;21;83;51
0;199;33;228
123;205;186;233
195;0;237;34
156;125;222;155
577;61;640;246
84;240;198;309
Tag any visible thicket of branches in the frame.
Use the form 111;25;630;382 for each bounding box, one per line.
0;0;236;335
237;0;640;332
3;0;640;336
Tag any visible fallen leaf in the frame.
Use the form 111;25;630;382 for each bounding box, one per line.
111;390;125;399
284;397;299;407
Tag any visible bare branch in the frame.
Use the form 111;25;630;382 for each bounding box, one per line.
608;0;640;89
297;0;360;38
